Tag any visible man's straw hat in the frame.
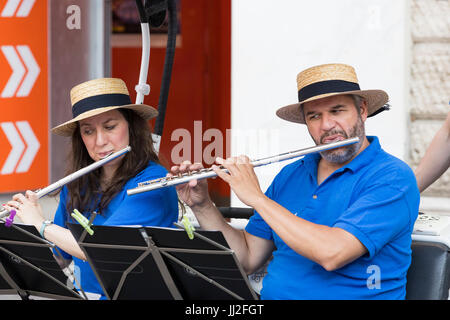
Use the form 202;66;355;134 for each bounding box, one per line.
276;63;390;124
52;78;158;136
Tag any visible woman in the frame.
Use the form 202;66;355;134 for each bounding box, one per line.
4;78;179;298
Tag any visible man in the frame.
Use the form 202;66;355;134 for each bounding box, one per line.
172;63;420;299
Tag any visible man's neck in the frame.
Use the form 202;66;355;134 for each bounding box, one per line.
317;136;370;185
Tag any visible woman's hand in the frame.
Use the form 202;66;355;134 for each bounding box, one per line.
169;161;213;209
5;190;45;228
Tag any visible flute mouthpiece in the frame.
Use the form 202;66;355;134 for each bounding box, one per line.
102;153;114;159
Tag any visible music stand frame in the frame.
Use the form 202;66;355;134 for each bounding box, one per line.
72;222;258;300
0;221;86;300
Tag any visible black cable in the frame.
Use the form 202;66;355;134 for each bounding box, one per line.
218;207;254;220
153;0;177;137
145;0;168;28
134;0;148;23
134;0;176;139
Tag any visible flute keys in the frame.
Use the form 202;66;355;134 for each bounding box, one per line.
138;177;164;187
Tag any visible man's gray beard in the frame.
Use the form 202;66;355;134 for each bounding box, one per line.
319;118;365;164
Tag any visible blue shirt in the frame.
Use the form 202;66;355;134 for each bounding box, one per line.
53;161;179;299
245;136;420;300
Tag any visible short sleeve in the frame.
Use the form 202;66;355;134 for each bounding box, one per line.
333;183;417;258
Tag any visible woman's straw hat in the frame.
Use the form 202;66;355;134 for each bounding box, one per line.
51;78;158;136
276;63;390;124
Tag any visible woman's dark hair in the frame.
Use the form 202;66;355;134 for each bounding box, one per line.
65;108;160;215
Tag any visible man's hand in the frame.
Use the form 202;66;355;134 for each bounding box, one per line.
213;155;266;208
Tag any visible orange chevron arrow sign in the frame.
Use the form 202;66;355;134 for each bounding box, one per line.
1;121;40;174
1;45;40;98
1;0;36;18
0;0;47;193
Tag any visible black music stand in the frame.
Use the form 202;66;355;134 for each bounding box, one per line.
68;222;258;300
0;222;84;300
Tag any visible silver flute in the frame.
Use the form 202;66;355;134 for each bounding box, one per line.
0;146;131;219
127;137;360;196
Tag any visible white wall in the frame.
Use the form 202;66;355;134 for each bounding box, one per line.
231;0;410;206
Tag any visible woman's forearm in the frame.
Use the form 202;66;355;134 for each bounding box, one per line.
34;220;87;261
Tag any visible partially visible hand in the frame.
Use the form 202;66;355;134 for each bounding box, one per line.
169;161;213;209
5;190;44;227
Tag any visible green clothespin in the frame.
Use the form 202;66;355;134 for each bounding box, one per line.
71;209;94;236
182;215;195;240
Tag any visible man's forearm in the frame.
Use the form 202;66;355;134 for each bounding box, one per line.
253;196;366;271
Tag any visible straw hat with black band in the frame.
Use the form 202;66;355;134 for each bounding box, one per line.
276;63;390;124
52;78;158;136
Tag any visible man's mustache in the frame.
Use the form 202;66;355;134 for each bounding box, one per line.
320;130;349;144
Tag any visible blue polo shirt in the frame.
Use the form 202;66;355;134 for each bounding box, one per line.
245;136;420;300
53;161;179;299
